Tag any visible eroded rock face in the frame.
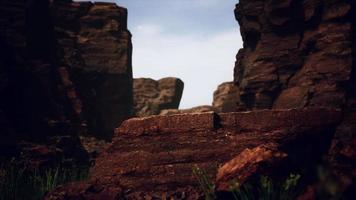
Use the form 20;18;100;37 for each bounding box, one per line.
46;108;342;199
234;0;356;196
216;144;287;191
133;77;184;117
0;0;132;164
234;0;354;110
213;82;242;113
51;0;133;139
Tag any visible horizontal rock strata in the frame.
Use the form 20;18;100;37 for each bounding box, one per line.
46;108;341;199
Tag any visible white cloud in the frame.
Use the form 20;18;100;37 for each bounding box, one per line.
132;24;242;109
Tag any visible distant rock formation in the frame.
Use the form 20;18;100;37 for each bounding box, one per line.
160;105;215;115
133;77;184;117
159;81;241;115
212;82;241;112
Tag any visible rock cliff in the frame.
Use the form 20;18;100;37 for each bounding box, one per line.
2;0;354;199
0;0;86;165
0;0;133;164
234;0;355;195
234;0;354;110
51;0;133;139
46;0;355;198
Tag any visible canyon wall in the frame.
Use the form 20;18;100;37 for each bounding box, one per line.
233;0;355;196
0;0;133;165
47;1;355;199
234;0;354;110
51;0;133;139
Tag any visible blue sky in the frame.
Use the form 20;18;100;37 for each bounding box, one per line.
75;0;242;108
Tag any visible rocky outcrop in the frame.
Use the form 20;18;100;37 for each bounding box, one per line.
133;77;184;117
51;0;133;139
0;0;132;165
234;0;354;110
234;0;356;196
46;108;341;199
159;81;241;115
213;82;242;112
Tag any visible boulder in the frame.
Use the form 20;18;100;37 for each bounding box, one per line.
213;82;242;112
133;77;184;117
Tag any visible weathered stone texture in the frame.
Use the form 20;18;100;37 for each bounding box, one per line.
51;0;133;139
213;82;242;112
46;108;342;199
234;0;354;110
234;0;356;196
133;77;184;117
0;0;133;164
0;0;92;166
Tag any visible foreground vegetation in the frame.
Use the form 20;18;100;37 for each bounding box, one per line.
193;165;301;200
0;163;89;200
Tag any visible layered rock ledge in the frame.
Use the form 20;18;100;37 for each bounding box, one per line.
46;108;341;199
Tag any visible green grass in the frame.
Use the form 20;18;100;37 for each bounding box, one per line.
0;164;89;200
228;174;301;200
192;165;217;200
192;165;301;200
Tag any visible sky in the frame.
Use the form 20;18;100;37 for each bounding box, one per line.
75;0;242;109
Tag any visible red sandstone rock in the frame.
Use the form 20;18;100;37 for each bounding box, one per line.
46;108;342;199
216;144;287;191
233;0;356;197
234;0;354;110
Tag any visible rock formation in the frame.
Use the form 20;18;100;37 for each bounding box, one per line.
51;0;133;139
45;108;341;199
46;0;355;198
2;0;355;199
234;0;354;111
234;0;355;196
133;77;184;117
212;82;241;113
0;0;84;164
160;81;240;115
0;0;133;165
